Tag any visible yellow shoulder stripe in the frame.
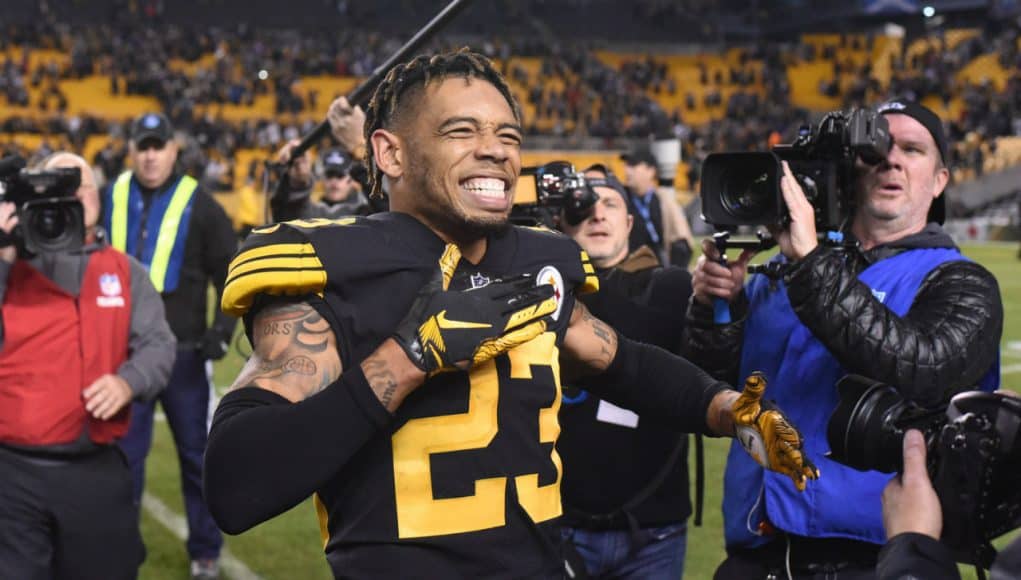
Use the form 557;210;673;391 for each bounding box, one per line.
228;243;314;274
578;250;599;295
221;242;327;316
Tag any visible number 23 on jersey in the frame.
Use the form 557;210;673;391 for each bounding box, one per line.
391;332;562;538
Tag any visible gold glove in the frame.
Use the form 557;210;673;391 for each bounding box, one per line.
733;371;820;491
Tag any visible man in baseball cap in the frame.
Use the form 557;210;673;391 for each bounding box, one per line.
321;149;361;206
619;145;694;266
875;99;950;224
270;144;370;222
130;112;174;147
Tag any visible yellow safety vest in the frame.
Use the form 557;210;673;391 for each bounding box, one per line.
110;171;199;292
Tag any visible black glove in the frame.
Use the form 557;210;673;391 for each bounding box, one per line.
198;327;231;361
393;262;556;374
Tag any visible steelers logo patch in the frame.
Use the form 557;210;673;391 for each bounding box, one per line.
536;265;565;321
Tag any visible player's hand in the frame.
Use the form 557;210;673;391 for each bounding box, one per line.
882;429;942;539
732;371;820;491
326;97;367;158
691;237;753;305
83;374;133;420
393;245;557;374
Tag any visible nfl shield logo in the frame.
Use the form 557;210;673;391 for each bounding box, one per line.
100;273;122;297
469;273;492;289
97;273;126;307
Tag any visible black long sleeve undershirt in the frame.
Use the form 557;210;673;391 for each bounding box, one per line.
205;333;728;534
584;335;730;436
203;366;391;534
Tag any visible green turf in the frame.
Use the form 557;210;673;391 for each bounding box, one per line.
139;241;1021;579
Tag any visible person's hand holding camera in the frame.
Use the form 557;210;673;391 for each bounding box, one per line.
771;161;819;261
82;374;133;421
692;237;754;306
882;429;942;540
0;201;19;263
276;139;313;190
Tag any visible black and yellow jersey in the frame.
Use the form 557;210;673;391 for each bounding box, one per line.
222;212;597;578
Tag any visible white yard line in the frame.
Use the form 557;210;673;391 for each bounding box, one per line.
1002;364;1021;375
142;493;262;580
1005;342;1021;358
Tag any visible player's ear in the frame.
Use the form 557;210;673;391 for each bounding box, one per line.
370;128;404;180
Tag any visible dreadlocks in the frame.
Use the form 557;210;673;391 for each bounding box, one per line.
362;47;522;198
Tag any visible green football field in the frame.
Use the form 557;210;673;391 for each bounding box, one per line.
138;241;1021;579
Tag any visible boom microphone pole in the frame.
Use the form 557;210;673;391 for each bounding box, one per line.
264;0;473;224
290;0;472;161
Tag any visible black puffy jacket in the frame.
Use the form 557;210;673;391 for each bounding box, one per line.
685;224;1003;407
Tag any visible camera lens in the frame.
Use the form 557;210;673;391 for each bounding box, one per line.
828;376;911;473
700;152;782;226
31;206;68;240
721;171;773;221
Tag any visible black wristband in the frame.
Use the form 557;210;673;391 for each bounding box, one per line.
204;365;391;534
586;335;729;436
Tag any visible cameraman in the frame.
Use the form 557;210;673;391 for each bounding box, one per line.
558;165;696;579
878;424;1021;580
686;100;1004;578
0;153;175;579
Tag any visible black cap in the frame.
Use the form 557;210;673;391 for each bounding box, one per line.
322;149;354;177
876;99;948;224
131;112;174;145
620;146;658;169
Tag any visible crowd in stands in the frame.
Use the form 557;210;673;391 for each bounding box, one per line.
2;1;1020;198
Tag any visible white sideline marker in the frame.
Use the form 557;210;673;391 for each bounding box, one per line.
142;493;262;580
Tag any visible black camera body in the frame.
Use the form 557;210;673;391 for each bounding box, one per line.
828;375;1021;567
511;161;600;228
700;108;891;232
0;156;85;255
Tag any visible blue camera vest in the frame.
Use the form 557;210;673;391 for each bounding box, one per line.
723;247;1000;548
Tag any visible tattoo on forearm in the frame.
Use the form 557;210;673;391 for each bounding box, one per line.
580;305;618;369
363;352;400;412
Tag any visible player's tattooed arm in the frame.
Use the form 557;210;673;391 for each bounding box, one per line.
562;301;620;373
360;339;426;413
231;301;342;402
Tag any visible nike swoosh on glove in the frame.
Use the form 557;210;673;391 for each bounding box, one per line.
733;371;821;491
393;244;557;374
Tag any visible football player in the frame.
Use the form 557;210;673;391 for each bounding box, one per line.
204;48;818;578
